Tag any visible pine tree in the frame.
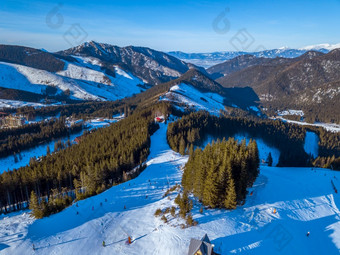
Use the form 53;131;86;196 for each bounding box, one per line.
202;159;219;208
224;170;237;210
267;152;273;167
29;191;44;219
179;137;186;155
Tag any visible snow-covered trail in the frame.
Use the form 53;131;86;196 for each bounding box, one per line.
1;123;340;254
0;123;187;255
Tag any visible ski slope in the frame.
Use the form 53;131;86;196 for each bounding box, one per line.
1;123;340;254
160;83;226;115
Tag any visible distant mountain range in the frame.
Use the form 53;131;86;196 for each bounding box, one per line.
168;43;340;68
0;41;339;123
207;49;340;122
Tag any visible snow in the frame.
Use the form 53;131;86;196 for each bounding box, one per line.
299;43;340;51
160;83;225;115
0;60;144;103
277;110;304;117
249;106;260;112
2;122;340;254
0;99;44;109
58;62;144;101
304;131;319;158
0;62;51;95
272;117;340;133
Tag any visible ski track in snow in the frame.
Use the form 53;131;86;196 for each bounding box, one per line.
1;123;340;254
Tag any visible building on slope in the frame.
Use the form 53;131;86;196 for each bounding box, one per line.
188;234;218;255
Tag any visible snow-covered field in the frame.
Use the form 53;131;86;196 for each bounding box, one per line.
1;123;340;255
160;83;226;115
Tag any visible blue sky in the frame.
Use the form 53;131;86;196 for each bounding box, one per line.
1;0;339;52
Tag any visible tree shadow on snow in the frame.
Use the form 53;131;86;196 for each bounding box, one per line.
34;237;87;250
26;159;181;242
0;243;10;251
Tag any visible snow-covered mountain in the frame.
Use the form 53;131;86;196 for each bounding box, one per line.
168;44;337;68
59;41;205;85
0;59;144;102
0;43;205;106
299;43;340;51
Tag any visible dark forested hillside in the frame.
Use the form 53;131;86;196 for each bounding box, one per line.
0;102;172;216
0;118;82;158
167;111;311;167
211;50;340;123
207;55;296;80
0;45;66;72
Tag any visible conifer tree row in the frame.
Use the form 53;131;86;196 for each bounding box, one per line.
0;118;82;158
313;156;340;170
167;111;316;167
0;102;173;216
182;138;259;209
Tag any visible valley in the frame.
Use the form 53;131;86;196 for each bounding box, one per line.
1;122;340;255
0;38;339;255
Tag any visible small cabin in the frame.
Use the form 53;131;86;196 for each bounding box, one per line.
188;234;217;255
155;116;164;123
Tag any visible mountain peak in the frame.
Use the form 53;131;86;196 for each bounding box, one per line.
299;43;340;51
298;50;325;60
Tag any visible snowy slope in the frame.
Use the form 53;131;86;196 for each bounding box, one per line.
1;123;340;255
0;62;52;94
160;83;226;114
0;99;44;108
0;60;144;103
